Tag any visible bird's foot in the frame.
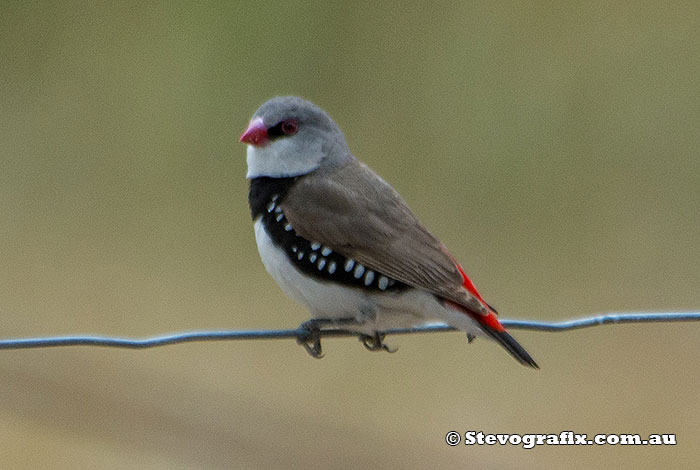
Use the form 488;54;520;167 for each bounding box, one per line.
297;324;324;358
360;332;397;354
466;333;476;344
296;318;360;358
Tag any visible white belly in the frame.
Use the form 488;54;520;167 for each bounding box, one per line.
253;219;482;335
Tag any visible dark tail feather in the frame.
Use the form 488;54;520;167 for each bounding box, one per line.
482;327;539;369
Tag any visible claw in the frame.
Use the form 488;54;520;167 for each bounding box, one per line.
360;332;397;354
297;323;324;359
296;318;360;358
299;336;324;358
467;333;476;344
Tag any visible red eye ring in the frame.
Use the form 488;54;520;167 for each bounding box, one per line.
281;119;298;135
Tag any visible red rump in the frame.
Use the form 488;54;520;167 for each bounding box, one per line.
455;264;506;333
478;311;506;332
456;264;485;302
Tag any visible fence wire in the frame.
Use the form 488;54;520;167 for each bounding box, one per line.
0;312;698;350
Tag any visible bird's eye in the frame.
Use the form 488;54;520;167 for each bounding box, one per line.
281;119;298;135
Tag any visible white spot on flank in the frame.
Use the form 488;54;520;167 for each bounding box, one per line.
344;259;355;272
353;264;365;279
328;261;337;274
310;242;321;251
284;223;293;231
297;252;304;260
309;253;318;263
321;246;332;256
267;201;276;213
274;206;282;214
292;246;298;253
317;258;326;271
276;213;284;222
271;194;279;202
378;276;389;290
364;270;375;286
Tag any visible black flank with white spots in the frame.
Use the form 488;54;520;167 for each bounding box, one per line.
249;177;406;292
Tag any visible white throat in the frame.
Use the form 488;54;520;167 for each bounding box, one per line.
246;139;323;178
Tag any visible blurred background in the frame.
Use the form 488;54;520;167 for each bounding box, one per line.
1;1;699;468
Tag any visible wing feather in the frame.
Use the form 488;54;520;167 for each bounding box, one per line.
280;160;486;314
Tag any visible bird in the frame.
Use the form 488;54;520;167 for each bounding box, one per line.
240;96;538;368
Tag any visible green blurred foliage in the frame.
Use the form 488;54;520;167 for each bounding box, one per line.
1;1;699;468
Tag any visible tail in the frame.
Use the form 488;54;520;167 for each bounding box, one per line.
454;265;539;369
478;316;539;369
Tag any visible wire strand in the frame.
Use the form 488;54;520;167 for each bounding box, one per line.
0;312;698;350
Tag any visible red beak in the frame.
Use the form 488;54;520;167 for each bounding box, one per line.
240;117;269;146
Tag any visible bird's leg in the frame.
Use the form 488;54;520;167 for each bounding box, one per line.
296;317;361;358
466;333;476;344
360;332;397;354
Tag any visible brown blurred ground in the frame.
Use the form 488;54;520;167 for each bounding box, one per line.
1;1;699;468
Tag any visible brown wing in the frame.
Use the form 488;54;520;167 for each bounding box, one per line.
281;159;486;313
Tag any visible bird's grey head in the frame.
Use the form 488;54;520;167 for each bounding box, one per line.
240;96;351;179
